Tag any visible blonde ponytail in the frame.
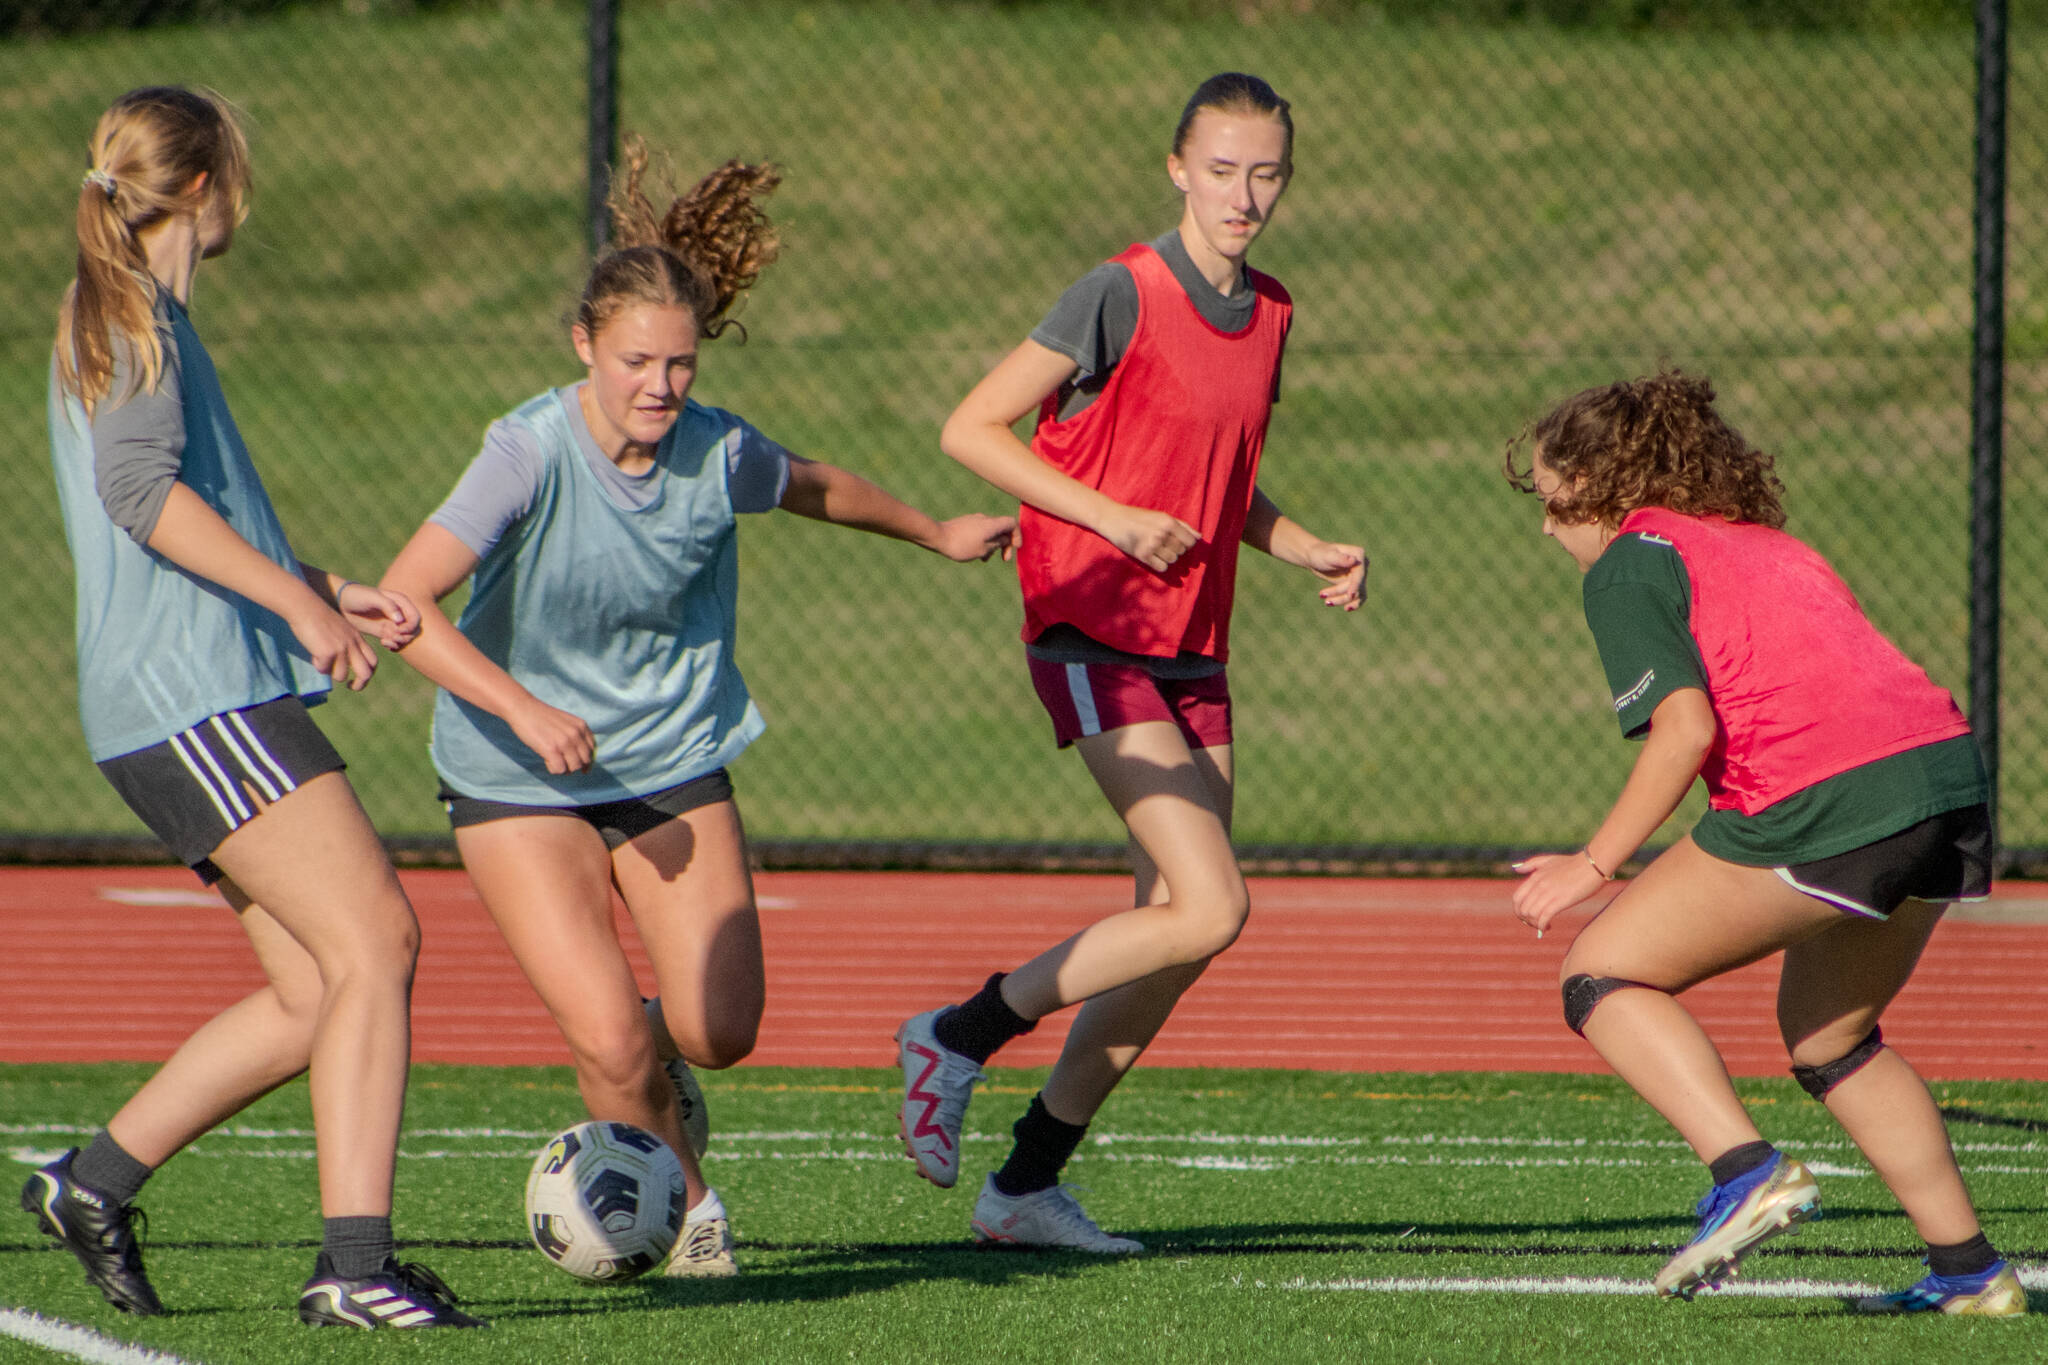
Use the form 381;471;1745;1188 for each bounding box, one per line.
55;87;251;412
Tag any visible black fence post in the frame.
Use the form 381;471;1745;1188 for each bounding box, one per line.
587;0;619;257
1969;0;2008;829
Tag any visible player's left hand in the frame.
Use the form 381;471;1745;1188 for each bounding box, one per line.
1304;541;1367;610
339;581;424;651
932;513;1019;563
1509;852;1610;935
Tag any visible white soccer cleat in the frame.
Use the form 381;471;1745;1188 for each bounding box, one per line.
664;1057;711;1160
895;1009;982;1189
970;1177;1143;1255
664;1189;737;1279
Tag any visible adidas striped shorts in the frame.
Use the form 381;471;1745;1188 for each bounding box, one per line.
96;695;345;885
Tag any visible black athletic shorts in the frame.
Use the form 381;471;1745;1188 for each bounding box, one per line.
439;768;735;850
1775;803;1993;920
96;695;346;886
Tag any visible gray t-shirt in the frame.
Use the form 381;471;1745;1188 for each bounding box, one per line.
1029;230;1264;422
90;297;183;544
431;384;792;559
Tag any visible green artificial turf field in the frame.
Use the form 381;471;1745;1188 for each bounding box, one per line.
4;1064;2046;1362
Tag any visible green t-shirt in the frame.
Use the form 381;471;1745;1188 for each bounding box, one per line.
1582;532;1986;867
1581;532;1706;741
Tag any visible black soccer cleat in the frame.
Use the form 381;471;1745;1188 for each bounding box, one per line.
298;1255;486;1329
19;1148;164;1316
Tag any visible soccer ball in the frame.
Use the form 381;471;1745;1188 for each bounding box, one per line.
525;1121;687;1282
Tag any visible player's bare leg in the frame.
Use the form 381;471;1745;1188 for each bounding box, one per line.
961;739;1235;1255
1564;837;1841;1161
999;723;1246;1019
103;894;324;1167
32;884;330;1318
204;772;418;1217
611;799;757;1276
1778;899;1980;1245
456;816;710;1207
616;800;765;1073
1042;743;1234;1124
1567;837;1855;1297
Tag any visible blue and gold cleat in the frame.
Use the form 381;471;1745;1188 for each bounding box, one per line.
1853;1260;2026;1317
1653;1151;1820;1299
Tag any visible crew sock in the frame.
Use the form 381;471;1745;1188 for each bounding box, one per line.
991;1093;1088;1198
322;1215;397;1280
932;972;1036;1065
1706;1140;1777;1188
70;1131;151;1207
1926;1231;1999;1279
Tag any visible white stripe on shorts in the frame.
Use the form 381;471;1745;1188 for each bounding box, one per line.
212;713;288;803
168;729;248;828
1065;663;1102;738
1773;866;1884;920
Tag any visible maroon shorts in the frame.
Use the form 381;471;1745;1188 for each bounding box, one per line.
1026;655;1232;750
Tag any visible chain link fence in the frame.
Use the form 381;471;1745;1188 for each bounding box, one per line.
2;2;2041;867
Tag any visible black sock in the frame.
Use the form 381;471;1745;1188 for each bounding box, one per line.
322;1215;396;1280
991;1093;1087;1197
70;1131;152;1207
1706;1140;1777;1188
1927;1231;1998;1278
932;972;1035;1065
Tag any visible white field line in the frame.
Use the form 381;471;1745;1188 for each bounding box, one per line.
18;1141;2048;1177
0;1309;200;1365
1285;1264;2048;1298
10;1121;2048;1156
10;1127;2048;1176
1288;1274;1878;1298
1;1123;566;1140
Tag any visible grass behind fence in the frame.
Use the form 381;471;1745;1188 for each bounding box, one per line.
1;4;2042;851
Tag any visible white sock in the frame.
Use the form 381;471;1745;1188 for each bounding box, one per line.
687;1188;725;1222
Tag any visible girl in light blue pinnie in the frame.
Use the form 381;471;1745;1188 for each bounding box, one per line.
380;136;1016;1278
28;85;479;1330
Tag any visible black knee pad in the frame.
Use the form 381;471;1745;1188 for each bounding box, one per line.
1561;974;1655;1036
1791;1025;1885;1100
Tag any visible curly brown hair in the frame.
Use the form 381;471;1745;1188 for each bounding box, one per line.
1502;370;1786;530
575;134;781;344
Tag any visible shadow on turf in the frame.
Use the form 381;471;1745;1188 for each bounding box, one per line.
20;1218;2048;1319
481;1245;1121;1318
1055;1212;2048;1266
16;1203;2048;1270
1940;1105;2048;1135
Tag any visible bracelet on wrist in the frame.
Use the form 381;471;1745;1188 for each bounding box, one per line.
1584;848;1615;881
335;579;360;602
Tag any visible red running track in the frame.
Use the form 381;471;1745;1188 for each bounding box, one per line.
5;868;2047;1078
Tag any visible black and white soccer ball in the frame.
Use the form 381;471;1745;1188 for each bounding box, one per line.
524;1120;687;1282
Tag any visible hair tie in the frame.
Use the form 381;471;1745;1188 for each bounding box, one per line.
82;168;117;199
